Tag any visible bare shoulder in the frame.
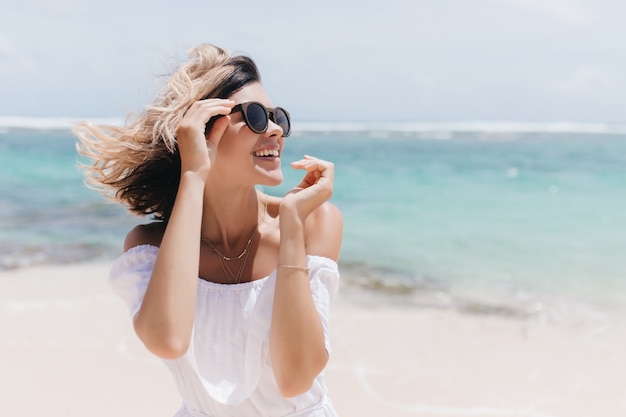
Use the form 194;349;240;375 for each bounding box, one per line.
123;221;166;252
305;201;343;261
308;201;342;226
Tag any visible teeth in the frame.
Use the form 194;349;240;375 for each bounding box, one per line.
255;149;279;157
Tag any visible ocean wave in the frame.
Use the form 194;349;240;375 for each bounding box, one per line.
293;121;626;135
3;115;626;135
0;242;120;270
0;116;124;131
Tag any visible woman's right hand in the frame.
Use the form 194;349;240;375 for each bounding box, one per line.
134;98;235;359
175;98;235;178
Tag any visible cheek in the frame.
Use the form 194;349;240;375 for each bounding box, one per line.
216;132;246;157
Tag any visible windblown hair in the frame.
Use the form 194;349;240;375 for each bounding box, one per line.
74;44;261;221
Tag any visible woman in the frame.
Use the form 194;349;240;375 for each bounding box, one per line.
75;43;343;417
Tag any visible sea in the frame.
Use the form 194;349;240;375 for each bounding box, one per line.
2;118;626;314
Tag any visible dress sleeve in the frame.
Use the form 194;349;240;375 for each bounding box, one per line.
108;245;159;318
307;255;340;356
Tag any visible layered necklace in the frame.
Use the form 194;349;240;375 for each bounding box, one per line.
202;230;256;284
201;196;267;284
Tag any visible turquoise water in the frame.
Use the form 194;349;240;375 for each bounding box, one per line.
2;128;626;298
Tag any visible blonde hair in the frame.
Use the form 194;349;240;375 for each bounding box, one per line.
74;43;261;220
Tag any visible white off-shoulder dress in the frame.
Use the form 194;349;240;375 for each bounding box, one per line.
109;244;340;417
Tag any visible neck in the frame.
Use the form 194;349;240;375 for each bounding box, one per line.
200;183;263;252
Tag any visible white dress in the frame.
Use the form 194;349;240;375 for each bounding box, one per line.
109;244;340;417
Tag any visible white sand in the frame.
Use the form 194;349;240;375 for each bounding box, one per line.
1;263;625;417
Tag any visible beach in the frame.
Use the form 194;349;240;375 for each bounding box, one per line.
2;127;626;416
2;261;625;417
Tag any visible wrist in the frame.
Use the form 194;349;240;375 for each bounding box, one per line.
178;170;208;193
180;168;208;184
279;204;305;233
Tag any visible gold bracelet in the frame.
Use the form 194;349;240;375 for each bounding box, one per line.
277;264;310;274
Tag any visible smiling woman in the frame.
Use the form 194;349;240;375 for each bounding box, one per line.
73;43;343;417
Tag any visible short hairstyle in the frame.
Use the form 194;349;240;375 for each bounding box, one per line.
75;44;261;221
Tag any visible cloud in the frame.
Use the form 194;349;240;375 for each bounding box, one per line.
557;68;613;93
494;0;599;27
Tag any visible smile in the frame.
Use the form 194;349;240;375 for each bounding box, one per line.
254;149;280;157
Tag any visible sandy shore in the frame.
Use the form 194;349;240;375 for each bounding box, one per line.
1;262;625;417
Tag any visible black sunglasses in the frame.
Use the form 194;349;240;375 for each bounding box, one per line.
205;101;291;137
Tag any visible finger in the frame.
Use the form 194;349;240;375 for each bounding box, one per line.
290;156;326;169
193;99;234;123
197;98;235;113
200;97;235;105
203;103;235;123
184;98;233;118
201;100;234;142
291;158;334;178
206;115;231;147
291;163;334;192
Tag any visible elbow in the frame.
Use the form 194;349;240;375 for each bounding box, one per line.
277;375;315;398
134;316;190;360
275;353;328;398
145;337;190;360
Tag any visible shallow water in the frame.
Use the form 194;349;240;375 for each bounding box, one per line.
2;127;626;301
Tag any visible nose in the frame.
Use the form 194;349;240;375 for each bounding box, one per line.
264;117;284;138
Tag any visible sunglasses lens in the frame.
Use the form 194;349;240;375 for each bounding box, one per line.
245;103;268;133
274;108;291;137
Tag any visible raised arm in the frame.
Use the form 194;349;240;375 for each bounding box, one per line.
129;99;234;359
270;156;343;397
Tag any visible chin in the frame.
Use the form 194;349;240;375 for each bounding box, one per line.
255;166;283;186
262;174;283;187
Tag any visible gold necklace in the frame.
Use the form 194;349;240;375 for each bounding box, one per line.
204;230;256;283
202;230;256;261
201;195;267;283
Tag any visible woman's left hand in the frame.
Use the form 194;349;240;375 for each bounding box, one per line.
272;155;338;395
281;155;334;223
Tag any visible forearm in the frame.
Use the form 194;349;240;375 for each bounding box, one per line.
134;171;205;358
270;209;328;397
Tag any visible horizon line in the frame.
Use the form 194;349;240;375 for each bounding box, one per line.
1;115;626;134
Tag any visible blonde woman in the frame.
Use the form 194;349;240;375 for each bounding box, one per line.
75;44;343;417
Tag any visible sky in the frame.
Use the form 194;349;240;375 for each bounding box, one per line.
1;0;625;123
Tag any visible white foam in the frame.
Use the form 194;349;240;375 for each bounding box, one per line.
293;121;626;134
2;116;625;135
0;115;124;130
